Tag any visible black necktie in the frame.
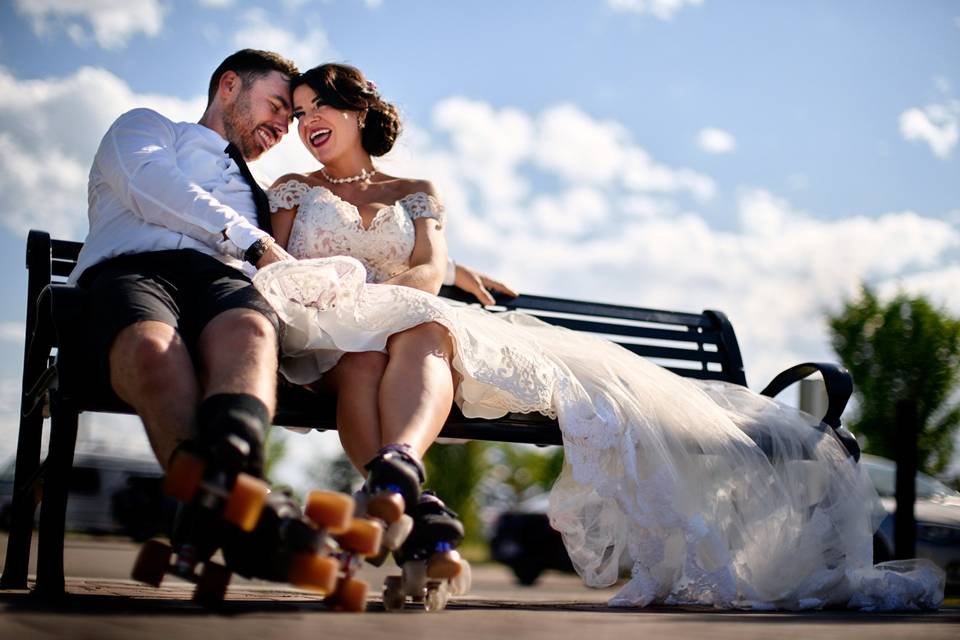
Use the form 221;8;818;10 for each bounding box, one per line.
225;143;272;236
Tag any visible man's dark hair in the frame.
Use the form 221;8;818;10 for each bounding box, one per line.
207;49;299;107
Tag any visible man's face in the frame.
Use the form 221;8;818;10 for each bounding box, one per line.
222;70;292;160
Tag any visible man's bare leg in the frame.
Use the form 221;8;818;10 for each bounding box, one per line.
109;321;199;471
197;308;279;410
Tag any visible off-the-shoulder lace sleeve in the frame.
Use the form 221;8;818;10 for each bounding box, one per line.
268;179;312;213
399;192;446;229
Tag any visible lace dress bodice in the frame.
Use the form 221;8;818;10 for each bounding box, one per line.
268;179;445;283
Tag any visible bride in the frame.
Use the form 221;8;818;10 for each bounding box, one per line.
255;63;945;610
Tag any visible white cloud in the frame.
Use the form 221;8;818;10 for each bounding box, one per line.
607;0;704;21
0;323;24;344
363;0;384;8
0;66;204;239
697;127;736;154
232;8;334;69
899;99;960;159
376;98;958;386
198;0;234;7
13;0;167;50
878;265;960;317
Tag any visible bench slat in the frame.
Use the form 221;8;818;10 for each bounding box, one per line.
529;315;719;345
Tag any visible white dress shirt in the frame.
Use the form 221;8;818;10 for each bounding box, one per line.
69;108;270;283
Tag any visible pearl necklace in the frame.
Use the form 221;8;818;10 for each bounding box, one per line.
320;166;377;184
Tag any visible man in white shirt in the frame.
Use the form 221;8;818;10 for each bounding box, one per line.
71;49;298;482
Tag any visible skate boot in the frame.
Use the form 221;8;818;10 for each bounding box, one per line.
131;395;273;605
381;491;471;612
358;444;422;560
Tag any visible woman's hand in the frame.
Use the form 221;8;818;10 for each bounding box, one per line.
454;263;518;305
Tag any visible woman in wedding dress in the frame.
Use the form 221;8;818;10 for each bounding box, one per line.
254;63;944;610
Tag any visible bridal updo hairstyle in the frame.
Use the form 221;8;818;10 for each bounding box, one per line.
292;63;401;157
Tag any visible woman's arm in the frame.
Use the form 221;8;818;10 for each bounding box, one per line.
267;174;307;250
271;207;296;249
383;216;448;294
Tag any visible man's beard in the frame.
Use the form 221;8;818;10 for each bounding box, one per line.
222;91;263;160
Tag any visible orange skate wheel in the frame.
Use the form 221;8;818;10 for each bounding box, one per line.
164;451;205;503
305;490;355;535
223;473;269;532
330;577;369;613
131;539;172;587
427;549;463;580
288;553;338;594
194;561;231;607
335;518;383;557
366;491;405;524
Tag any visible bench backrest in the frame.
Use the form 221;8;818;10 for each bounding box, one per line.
27;229;749;388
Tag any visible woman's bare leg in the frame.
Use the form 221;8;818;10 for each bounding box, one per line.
379;322;455;457
324;351;388;472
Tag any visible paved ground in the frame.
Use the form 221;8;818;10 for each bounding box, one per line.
1;534;958;639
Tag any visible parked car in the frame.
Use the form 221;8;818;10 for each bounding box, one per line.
0;451;176;540
862;454;960;586
490;454;960;586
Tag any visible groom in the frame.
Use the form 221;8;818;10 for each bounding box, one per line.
71;49;298;477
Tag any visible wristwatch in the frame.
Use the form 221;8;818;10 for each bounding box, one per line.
244;237;274;265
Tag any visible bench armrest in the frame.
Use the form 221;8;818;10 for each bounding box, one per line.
760;362;860;461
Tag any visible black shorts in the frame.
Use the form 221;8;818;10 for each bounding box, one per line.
78;249;281;382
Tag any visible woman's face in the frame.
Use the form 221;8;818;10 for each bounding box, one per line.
292;84;363;164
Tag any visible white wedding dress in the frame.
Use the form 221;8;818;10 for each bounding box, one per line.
254;179;945;611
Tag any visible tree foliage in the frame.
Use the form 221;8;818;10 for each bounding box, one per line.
829;287;960;474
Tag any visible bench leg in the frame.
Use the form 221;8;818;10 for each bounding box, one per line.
34;396;78;599
0;406;45;589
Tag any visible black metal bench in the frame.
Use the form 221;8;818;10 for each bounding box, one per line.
0;229;859;597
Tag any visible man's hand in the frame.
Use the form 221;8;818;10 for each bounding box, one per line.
454;263;518;305
255;242;295;269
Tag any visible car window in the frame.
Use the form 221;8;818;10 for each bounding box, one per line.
864;461;959;499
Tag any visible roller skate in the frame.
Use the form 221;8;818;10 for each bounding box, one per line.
218;487;383;612
131;395;274;604
356;444;421;563
381;491;471;612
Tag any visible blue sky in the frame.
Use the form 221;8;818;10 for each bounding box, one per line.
0;0;958;480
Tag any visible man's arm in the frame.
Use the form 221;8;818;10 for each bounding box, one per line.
95;108;267;260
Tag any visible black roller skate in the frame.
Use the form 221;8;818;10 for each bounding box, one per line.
131;395;274;605
357;444;422;561
383;493;471;611
219;487;381;611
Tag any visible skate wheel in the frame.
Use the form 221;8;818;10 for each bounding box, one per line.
382;575;405;611
164;451;205;503
401;560;428;599
427;549;462;580
305;490;355;535
223;473;269;532
131;539;172;587
424;582;449;612
288;553;338;594
335;518;383;557
450;559;472;596
194;561;231;607
382;514;414;551
366;490;405;524
329;577;369;613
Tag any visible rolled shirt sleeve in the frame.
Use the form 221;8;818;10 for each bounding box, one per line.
96;108;267;259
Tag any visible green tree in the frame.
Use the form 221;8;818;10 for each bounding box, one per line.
829;286;960;474
423;442;490;545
